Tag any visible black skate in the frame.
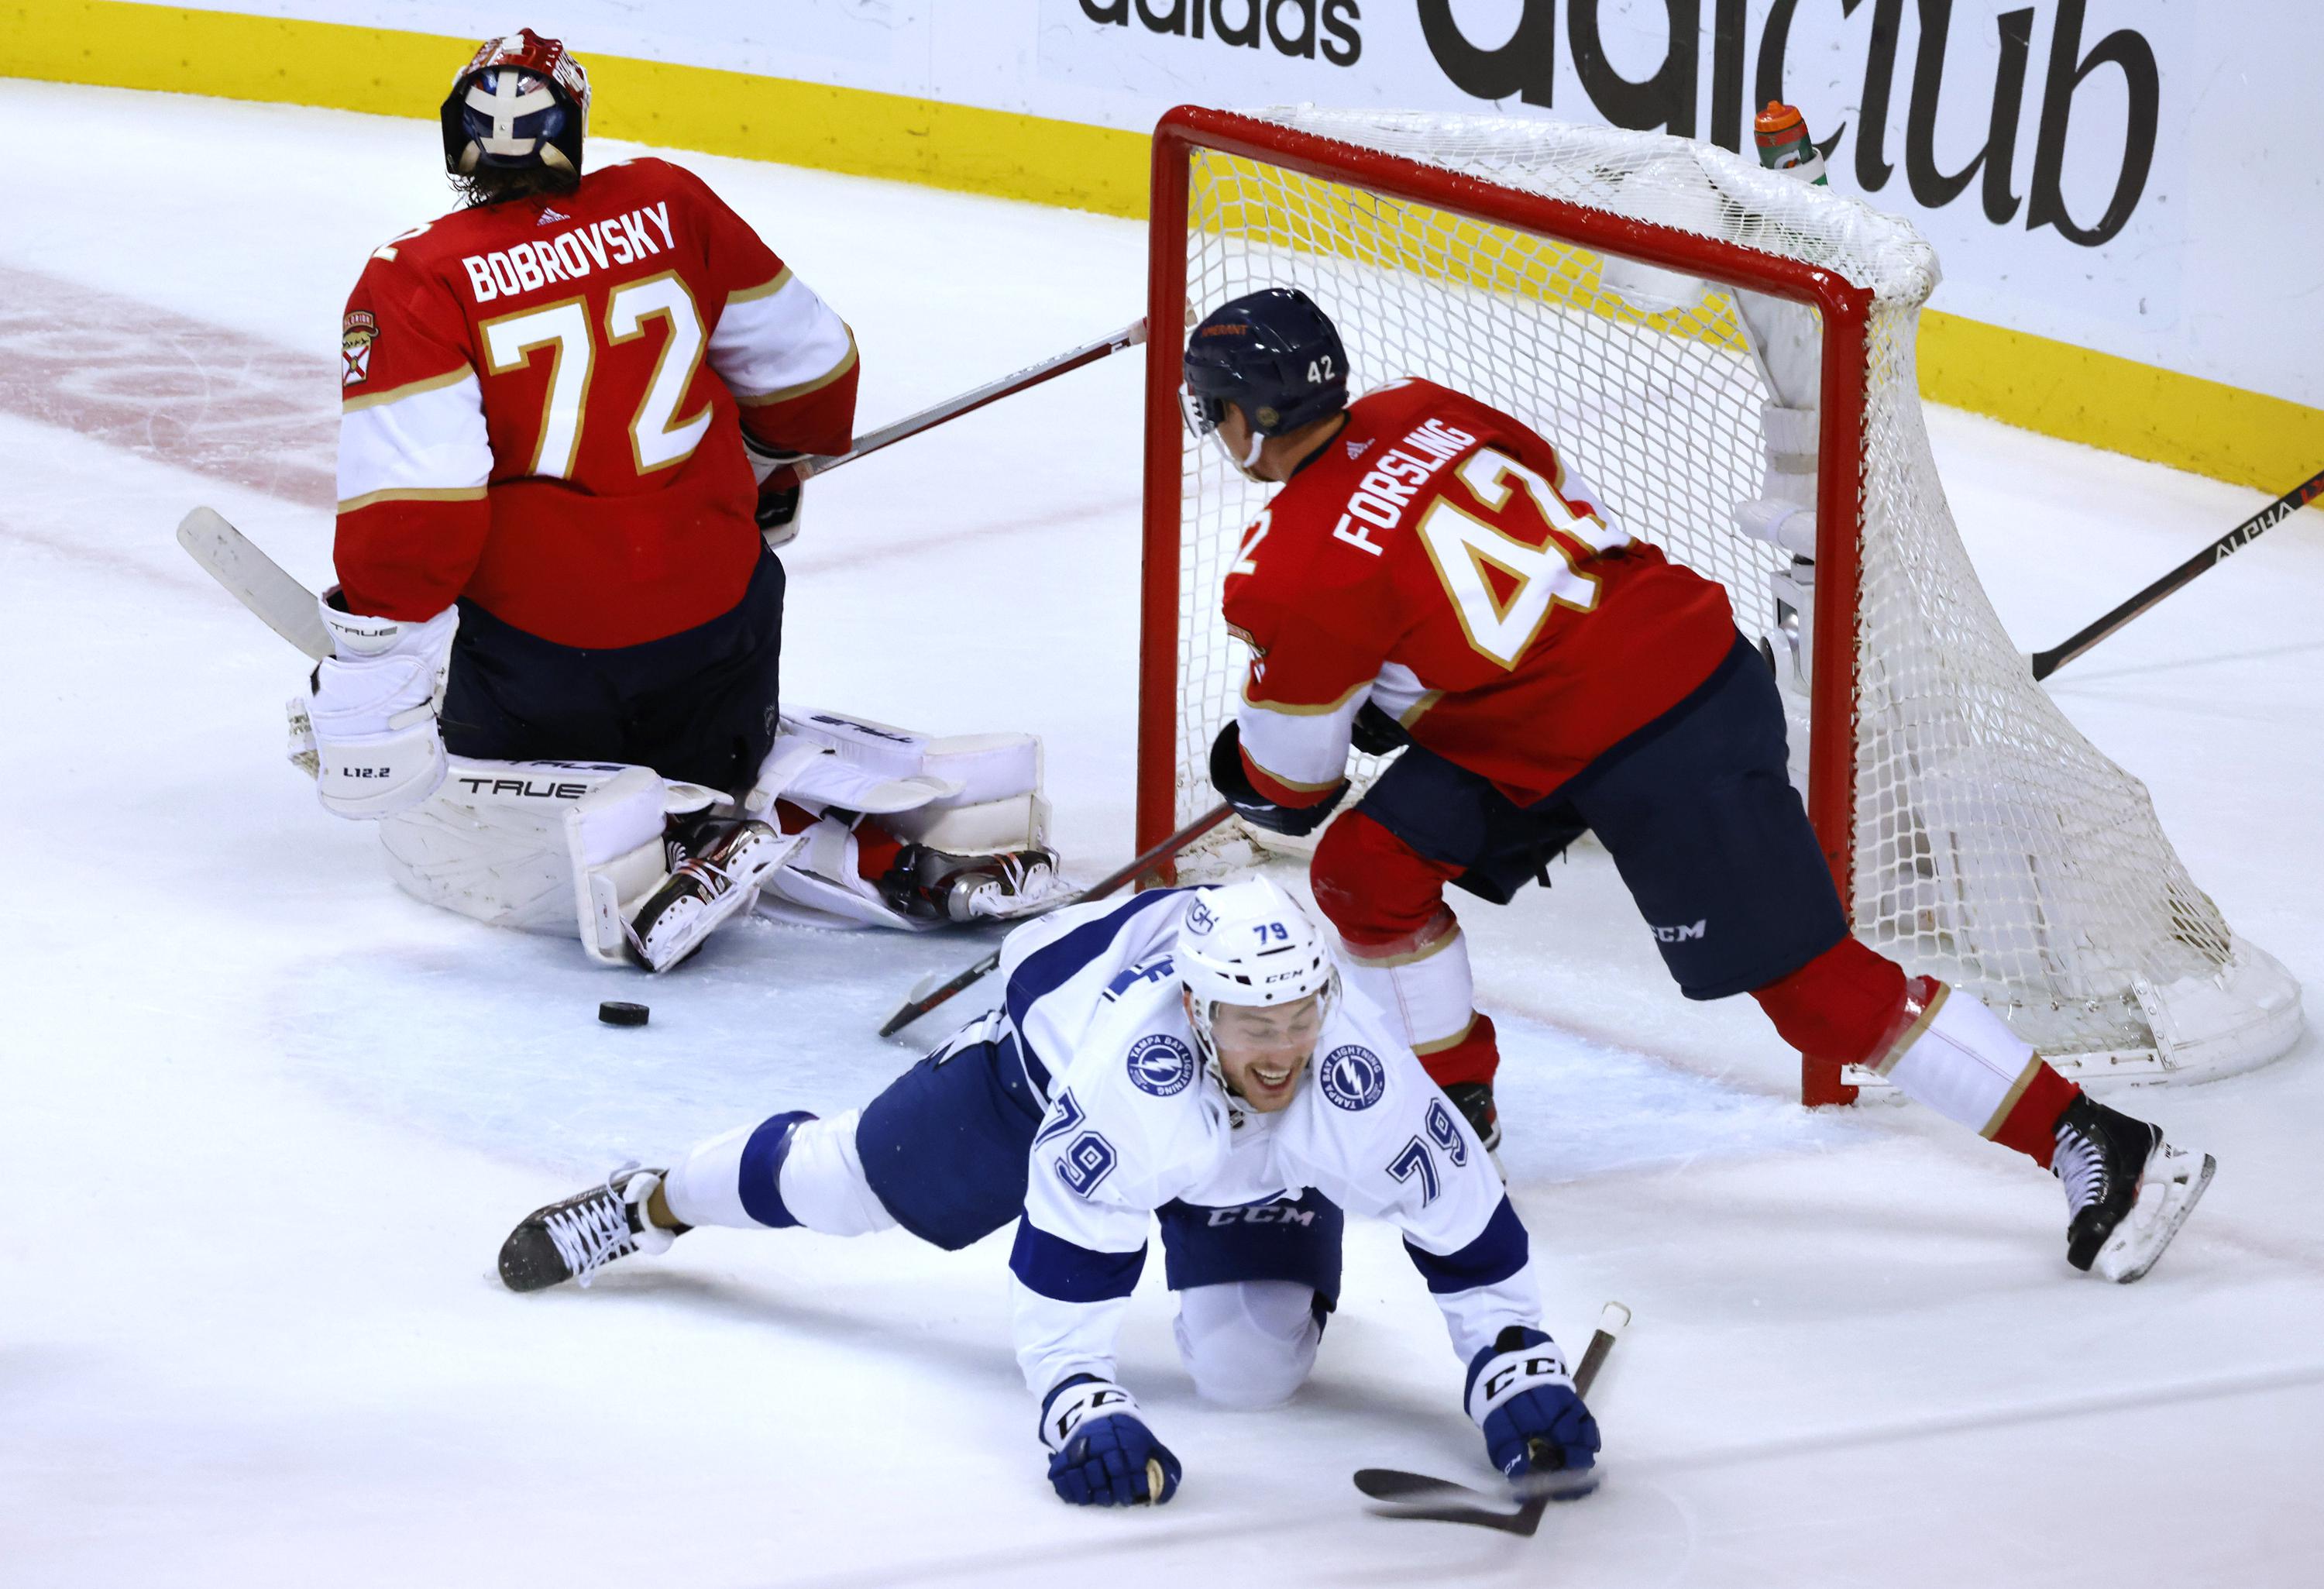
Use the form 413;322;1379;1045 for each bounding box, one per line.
2053;1095;2215;1283
498;1163;686;1292
625;815;791;972
878;843;1060;924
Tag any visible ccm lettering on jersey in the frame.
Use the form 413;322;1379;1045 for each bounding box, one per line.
1331;418;1477;558
461;203;680;304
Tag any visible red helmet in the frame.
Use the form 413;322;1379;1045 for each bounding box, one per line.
440;29;590;177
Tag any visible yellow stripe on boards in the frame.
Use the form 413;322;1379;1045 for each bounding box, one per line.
5;1;2318;494
1919;311;2324;497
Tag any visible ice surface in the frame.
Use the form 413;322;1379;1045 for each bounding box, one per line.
2;81;2320;1588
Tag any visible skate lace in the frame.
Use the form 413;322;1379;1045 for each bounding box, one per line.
2053;1126;2109;1216
542;1162;641;1288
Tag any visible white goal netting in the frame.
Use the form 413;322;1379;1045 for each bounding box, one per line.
1160;108;2300;1088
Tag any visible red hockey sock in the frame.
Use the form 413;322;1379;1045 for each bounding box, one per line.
1988;1063;2082;1168
852;820;906;885
1415;1012;1501;1090
1751;936;1907;1065
1310;812;1466;947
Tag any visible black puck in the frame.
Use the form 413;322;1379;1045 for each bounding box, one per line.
599;1001;650;1027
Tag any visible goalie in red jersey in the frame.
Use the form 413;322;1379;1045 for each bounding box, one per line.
301;29;1057;972
1188;287;2211;1282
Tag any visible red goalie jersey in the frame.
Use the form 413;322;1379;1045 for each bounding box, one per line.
1222;380;1738;809
335;156;858;648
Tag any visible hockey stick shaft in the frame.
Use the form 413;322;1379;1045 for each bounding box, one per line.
177;507;335;660
795;319;1147;480
2030;465;2324;680
875;801;1235;1037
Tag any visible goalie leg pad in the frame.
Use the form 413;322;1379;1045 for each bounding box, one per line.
749;707;1050;852
382;758;700;936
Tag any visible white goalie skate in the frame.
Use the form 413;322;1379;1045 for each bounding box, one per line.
2053;1096;2216;1284
624;816;793;973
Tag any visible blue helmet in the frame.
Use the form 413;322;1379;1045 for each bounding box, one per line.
440;29;591;178
1181;288;1349;442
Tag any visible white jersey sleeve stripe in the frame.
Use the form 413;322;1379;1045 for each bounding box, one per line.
1236;690;1361;791
335;370;493;506
709;273;857;404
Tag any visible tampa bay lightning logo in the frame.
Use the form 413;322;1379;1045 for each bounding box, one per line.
1318;1044;1385;1111
1127;1034;1198;1097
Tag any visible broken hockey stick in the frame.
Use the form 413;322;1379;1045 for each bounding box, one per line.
875;801;1234;1038
1353;1299;1630;1535
2030;464;2324;680
177;507;334;660
795;319;1147;481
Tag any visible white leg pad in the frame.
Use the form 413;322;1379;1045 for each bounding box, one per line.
569;767;686;965
778;1110;897;1237
380;758;711;937
754;814;924;932
1879;984;2045;1139
1173;1280;1321;1409
1341;918;1479;1055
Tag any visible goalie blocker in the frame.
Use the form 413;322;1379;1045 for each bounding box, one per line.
287;703;1061;969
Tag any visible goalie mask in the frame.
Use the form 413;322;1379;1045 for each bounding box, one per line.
1177;877;1340;1070
440;29;590;178
1181;288;1349;477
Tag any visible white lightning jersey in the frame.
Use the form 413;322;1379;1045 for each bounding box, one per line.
993;889;1541;1399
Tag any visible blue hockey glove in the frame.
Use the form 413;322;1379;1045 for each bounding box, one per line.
1208;721;1346;837
1039;1376;1182;1507
1465;1326;1600;1479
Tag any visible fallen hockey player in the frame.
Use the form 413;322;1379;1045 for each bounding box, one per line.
495;879;1602;1506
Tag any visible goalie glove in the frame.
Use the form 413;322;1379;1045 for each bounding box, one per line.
304;600;457;820
1208;721;1347;838
1465;1326;1600;1480
743;432;807;549
1039;1376;1181;1508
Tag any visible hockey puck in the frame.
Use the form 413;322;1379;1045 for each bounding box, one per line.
599;1001;650;1027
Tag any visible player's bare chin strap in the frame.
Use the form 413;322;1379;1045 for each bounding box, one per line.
1214;426;1267;481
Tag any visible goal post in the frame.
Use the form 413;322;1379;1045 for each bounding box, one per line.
1137;105;2302;1104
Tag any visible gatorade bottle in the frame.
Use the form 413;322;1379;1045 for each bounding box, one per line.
1755;102;1828;184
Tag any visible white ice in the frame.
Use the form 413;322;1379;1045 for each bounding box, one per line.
2;81;2320;1588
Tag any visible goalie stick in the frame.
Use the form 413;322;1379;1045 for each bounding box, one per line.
2030;464;2324;680
794;319;1147;481
1353;1300;1629;1535
177;507;334;660
875;802;1235;1037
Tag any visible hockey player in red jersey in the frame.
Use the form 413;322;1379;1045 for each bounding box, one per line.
303;30;1057;970
1187;287;2212;1282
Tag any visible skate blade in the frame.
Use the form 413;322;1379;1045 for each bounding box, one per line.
2095;1150;2216;1284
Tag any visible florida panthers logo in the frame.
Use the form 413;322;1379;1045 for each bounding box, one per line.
1318;1044;1384;1111
1126;1034;1197;1097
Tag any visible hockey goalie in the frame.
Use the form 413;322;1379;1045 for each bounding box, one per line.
296;29;1058;970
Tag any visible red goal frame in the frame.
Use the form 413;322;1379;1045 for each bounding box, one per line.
1136;106;1879;1104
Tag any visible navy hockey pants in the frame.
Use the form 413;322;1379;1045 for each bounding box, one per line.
440;545;787;793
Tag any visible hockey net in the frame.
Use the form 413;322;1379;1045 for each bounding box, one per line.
1138;105;2301;1102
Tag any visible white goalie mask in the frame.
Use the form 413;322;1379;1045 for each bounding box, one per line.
1176;877;1340;1070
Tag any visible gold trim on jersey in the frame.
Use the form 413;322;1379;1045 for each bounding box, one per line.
733;328;859;406
341;366;473;413
1397;690;1443;727
336;485;488;514
1238;677;1368;715
606;270;715;476
725;267;794;306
